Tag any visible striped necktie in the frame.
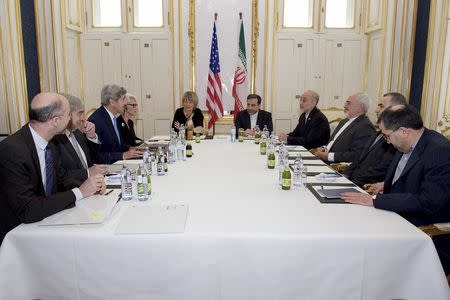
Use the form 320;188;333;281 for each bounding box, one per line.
44;145;54;196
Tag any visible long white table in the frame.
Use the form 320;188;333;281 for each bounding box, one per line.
0;137;448;299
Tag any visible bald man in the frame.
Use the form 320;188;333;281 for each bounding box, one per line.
0;93;104;245
278;90;330;149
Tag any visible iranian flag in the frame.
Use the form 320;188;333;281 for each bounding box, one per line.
232;18;248;119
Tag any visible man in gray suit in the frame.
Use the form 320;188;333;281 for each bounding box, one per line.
52;94;107;181
315;92;375;163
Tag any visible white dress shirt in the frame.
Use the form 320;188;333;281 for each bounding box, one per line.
326;116;357;162
29;125;83;201
250;111;258;129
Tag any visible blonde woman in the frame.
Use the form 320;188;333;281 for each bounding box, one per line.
117;93;142;146
172;91;204;134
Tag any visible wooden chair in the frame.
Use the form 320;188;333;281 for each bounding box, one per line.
419;224;450;284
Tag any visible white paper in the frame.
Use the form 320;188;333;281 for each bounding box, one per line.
115;203;188;234
306;165;335;173
39;191;120;225
289;151;316;157
148;136;170;141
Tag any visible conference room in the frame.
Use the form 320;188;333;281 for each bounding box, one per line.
0;0;449;299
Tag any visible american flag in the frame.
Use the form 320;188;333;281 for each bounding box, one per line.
205;21;223;129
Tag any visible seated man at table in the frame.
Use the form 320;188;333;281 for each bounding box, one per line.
315;92;375;163
52;93;107;181
88;84;142;164
343;92;407;186
341;104;450;225
278;90;330;149
234;94;273;136
0;93;105;245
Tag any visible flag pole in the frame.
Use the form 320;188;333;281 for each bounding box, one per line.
239;12;242;20
215;13;217;21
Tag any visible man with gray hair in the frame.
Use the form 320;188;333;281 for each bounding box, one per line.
88;84;142;164
52;93;107;181
0;93;105;245
278;90;330;149
316;92;375;163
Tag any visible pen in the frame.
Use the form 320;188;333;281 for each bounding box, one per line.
105;189;114;196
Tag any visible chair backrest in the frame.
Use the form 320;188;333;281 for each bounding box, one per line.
328;117;343;133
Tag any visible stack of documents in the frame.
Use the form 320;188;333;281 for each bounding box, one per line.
39;190;120;225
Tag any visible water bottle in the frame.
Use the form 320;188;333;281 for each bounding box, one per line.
262;125;269;140
254;125;261;144
292;154;303;187
120;165;132;201
300;165;308;188
179;124;186;141
168;137;176;163
278;142;289;186
231;124;236;142
143;146;152;174
156;146;165;175
136;164;148;201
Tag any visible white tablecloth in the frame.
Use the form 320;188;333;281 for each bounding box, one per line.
0;137;448;300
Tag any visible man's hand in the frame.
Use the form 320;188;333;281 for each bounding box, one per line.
366;182;384;195
244;129;254;137
123;147;143;159
278;133;288;142
79;174;104;198
315;146;329;161
80;121;97;139
340;192;374;207
88;164;107;177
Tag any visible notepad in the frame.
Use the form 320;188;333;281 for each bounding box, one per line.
317;188;361;199
115;203;188;234
39;191;120;225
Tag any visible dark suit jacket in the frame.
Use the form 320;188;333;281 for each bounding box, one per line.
328;115;375;163
287;107;330;149
88;106;130;164
344;133;397;186
0;125;80;245
52;130;101;181
374;129;450;226
234;109;273;133
117;115;142;146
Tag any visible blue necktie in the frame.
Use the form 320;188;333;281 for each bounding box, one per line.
45;145;54;196
113;118;121;144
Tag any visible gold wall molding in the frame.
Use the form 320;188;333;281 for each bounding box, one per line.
188;0;195;91
0;18;12;133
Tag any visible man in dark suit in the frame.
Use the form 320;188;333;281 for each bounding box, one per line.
341;105;450;226
316;92;375;163
278;90;330;149
0;93;105;245
52;93;107;181
234;94;273;136
344;92;407;186
88;84;142;164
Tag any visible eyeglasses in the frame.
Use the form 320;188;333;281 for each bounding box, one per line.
127;104;138;108
381;128;399;140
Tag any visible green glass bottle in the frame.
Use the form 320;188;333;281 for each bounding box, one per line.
268;151;275;169
254;126;261;144
147;172;152;195
281;166;291;190
186;142;193;157
260;140;267;155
